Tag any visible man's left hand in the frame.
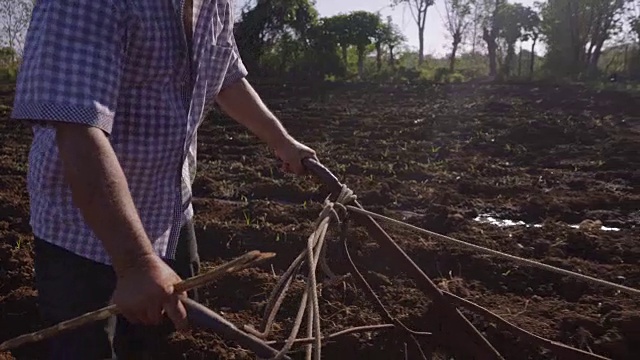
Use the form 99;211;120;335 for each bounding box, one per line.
273;136;317;175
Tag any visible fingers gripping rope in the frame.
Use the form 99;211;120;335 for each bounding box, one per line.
244;185;356;360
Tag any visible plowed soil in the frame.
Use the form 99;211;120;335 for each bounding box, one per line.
1;81;639;359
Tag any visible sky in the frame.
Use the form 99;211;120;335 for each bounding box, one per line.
314;0;539;57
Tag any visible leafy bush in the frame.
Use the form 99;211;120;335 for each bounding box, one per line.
431;67;466;83
433;67;452;83
0;65;18;83
398;66;421;82
449;72;466;83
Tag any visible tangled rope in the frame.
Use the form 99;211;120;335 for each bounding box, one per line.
244;185;356;360
242;178;636;360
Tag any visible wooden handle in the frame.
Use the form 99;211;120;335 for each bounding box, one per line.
0;250;275;352
302;157;343;194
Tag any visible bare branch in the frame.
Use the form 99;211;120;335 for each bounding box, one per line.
391;0;434;64
0;0;34;59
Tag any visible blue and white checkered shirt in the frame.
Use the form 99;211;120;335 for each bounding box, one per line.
11;0;247;264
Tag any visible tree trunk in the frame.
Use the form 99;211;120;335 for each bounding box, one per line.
502;44;515;79
341;44;348;67
571;39;584;76
518;43;523;77
529;38;537;79
375;43;382;72
623;44;629;77
587;42;595;66
487;42;497;77
567;0;585;77
589;39;606;76
357;48;365;78
504;45;516;79
471;6;479;56
449;40;459;73
6;8;15;63
389;45;395;67
483;27;497;77
279;52;287;76
418;28;425;65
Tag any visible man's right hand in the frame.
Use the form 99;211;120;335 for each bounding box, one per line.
111;253;189;330
54;123;189;330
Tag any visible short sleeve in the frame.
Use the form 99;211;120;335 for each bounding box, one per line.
221;34;248;90
10;0;127;134
219;1;247;90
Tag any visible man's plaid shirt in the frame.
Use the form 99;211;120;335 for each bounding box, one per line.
11;0;247;264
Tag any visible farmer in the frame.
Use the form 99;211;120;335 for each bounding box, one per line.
10;0;316;359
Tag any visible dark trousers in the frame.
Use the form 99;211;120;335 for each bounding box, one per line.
33;221;200;360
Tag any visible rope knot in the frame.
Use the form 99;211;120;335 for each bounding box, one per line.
316;185;356;226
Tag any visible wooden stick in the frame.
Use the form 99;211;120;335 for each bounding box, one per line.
0;250;275;352
182;298;291;360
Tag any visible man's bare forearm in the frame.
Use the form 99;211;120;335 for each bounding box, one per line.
55;123;155;275
216;78;291;147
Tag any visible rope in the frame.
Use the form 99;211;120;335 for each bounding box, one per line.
245;185;357;360
346;206;640;297
340;218;430;359
341;218;431;339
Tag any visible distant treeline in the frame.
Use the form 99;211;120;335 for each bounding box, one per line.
2;0;640;84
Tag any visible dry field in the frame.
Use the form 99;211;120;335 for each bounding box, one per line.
1;81;639;359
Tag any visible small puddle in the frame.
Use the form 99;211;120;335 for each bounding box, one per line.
202;198;623;232
567;224;622;232
473;214;621;232
473;215;540;228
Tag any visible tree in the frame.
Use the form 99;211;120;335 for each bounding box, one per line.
480;0;504;77
234;0;318;74
301;18;346;80
469;0;483;55
392;0;434;65
383;16;406;68
520;5;541;78
323;14;353;66
585;0;627;75
540;0;627;78
540;0;589;76
0;0;34;60
443;0;475;72
497;3;529;78
347;11;382;78
372;16;406;71
373;21;391;72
